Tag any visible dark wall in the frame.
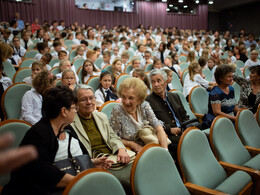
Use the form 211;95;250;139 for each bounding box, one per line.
209;1;260;35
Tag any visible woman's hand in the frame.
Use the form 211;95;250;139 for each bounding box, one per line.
130;142;143;153
92;157;114;169
117;148;130;164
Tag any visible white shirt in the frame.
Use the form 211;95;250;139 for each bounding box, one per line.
13;46;26;57
95;88;117;107
134;51;144;58
244;59;260;67
231;56;237;64
73;39;81;45
23;76;33;85
83;72;100;83
20;38;33;49
74;55;86;60
35;53;42;61
0;76;12;91
20;88;43;125
101;62;110;69
140;58;153;68
183;74;209;97
54;132;83;162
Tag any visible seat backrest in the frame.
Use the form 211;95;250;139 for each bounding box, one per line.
3;61;16;80
86;76;100;92
256;104;260;126
131;144;190;195
181;69;188;85
189;86;209;114
72;58;85;73
0;119;31;186
63;168;125;195
144;63;153;72
210;116;252;166
1;83;32;119
49;58;60;68
69;50;77;62
171;72;183;92
236;109;260;148
178;128;227;189
124;64;133;74
179;62;189;72
94;58;103;69
231;81;241;102
235;60;245;69
13;68;32;83
65;40;75;47
20;58;35;68
50;67;61;75
98;101;119;120
235;67;243;77
170;90;196;119
243;66;250;78
24;50;39;58
77;67;83;84
103;64;112;72
202;69;213;82
115;74;131;91
178;56;187;62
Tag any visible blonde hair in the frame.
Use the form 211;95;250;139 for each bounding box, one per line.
59;59;70;69
188;62;201;81
0;43;13;64
201;49;209;61
118;77;147;103
187;51;196;62
62;69;76;79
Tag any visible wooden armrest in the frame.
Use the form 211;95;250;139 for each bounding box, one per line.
194;113;204;123
245;146;260;156
219;161;260;180
185;182;227;195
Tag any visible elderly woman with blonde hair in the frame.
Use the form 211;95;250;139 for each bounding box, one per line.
110;77;168;153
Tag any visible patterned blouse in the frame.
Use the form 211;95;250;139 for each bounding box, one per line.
209;85;237;115
233;75;260;113
110;101;163;142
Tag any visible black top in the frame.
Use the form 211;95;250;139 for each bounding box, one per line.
3;118;89;195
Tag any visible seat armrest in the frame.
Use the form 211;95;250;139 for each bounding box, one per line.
185;182;227;195
245;146;260;156
194;113;204;123
219;161;260;180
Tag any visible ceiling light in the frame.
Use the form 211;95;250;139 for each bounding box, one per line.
178;0;183;3
209;0;213;4
166;8;170;11
190;10;194;13
169;4;173;7
183;5;188;8
162;0;167;2
195;0;199;3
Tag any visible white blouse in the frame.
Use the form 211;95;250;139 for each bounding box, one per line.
183;74;209;97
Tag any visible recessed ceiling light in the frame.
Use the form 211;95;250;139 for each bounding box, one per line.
195;0;199;3
184;5;188;8
169;4;173;7
209;0;213;4
166;8;170;11
178;0;183;3
162;0;167;2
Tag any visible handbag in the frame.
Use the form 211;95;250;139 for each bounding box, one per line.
181;118;202;131
53;125;94;176
136;124;171;145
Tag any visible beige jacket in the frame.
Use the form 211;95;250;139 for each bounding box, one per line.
71;111;125;157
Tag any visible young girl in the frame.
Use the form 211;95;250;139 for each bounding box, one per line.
81;59;100;83
164;69;173;91
132;68;151;94
112;59;122;81
152;59;163;69
187;51;196;65
23;61;44;85
95;71;119;107
205;57;216;71
164;56;181;77
183;62;213;100
74;45;86;60
61;69;77;90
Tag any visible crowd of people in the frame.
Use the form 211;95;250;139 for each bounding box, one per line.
0;15;260;194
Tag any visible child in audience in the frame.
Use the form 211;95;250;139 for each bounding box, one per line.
20;71;56;125
140;51;153;68
187;51;196;65
132;68;151;94
53;50;68;67
55;59;72;79
101;51;111;69
121;52;130;71
12;37;26;58
34;42;49;61
86;50;101;71
111;59;122;82
51;41;62;58
61;69;77;90
152;59;163;69
129;58;141;75
164;68;173;91
205;57;215;71
39;53;52;71
23;61;44;84
74;45;86;60
20;31;33;50
228;50;237;64
81;59;100;83
111;46;120;63
95;71;119;107
164;56;181;77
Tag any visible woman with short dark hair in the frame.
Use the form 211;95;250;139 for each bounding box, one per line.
209;64;239;121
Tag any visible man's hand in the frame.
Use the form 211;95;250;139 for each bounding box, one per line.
92;156;114;169
170;127;181;136
130;142;143;153
117;148;130;164
0;133;38;175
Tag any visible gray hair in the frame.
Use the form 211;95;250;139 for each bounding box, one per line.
74;84;93;95
149;68;168;82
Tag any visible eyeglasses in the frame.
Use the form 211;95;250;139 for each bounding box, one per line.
63;77;75;80
79;96;96;103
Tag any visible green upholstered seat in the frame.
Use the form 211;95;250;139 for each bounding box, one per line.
189;86;209;115
236;109;260;148
98;101;119;120
2;83;32;120
232;81;241;102
181;69;188;85
235;67;243;77
72;58;85;73
178;56;187;62
50;67;61;75
20;58;36;68
115;74;131;91
69;50;77;62
210;116;260;170
0;119;31;186
103;64;112;72
64;169;126;195
243;66;250;78
49;58;60;68
3;61;16;80
13;68;32;83
235;60;245;69
124;64;133;74
179;62;189;72
202;69;213;82
131;144;190;195
179;128;252;194
24;50;39;58
85;76;100;92
171;72;183;92
77;67;83;84
94;57;104;70
144;63;153;72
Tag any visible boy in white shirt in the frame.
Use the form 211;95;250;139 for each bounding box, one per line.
100;51;111;69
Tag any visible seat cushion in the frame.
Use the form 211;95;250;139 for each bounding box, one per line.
243;154;260;170
215;170;252;194
202;128;210;136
